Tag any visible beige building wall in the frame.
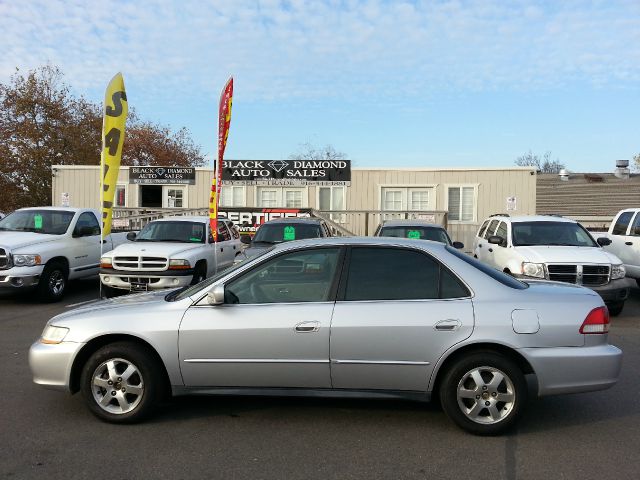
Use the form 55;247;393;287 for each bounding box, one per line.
52;165;536;249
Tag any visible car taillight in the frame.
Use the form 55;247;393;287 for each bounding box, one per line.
579;306;610;334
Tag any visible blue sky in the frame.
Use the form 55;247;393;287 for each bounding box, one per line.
1;0;638;172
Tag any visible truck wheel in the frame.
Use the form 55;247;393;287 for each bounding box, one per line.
102;285;122;299
607;302;624;317
37;261;68;302
80;342;164;423
191;262;207;285
439;352;527;435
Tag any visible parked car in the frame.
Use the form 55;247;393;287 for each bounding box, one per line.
374;219;463;248
598;209;640;287
30;237;621;435
0;207;129;301
99;217;241;296
472;214;633;316
240;217;333;260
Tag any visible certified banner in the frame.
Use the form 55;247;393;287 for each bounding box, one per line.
209;76;233;240
100;73;128;237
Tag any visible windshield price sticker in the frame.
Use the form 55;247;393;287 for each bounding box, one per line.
407;230;421;239
283;226;296;241
34;214;43;229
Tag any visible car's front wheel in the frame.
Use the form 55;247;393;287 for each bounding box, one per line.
607;301;624;317
80;342;163;423
439;352;527;435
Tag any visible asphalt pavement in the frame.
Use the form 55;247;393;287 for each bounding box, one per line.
1;278;639;480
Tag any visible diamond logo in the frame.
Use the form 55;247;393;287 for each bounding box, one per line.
155;168;166;176
268;160;289;173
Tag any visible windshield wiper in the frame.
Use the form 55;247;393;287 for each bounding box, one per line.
158;239;190;243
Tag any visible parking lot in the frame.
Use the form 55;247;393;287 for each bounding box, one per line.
1;279;639;480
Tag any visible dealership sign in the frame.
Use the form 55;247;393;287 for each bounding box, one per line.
129;166;196;184
218;207;313;236
221;160;351;186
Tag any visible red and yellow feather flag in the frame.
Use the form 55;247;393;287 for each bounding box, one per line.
210;77;233;240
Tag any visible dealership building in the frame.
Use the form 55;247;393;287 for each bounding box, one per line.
51;163;536;249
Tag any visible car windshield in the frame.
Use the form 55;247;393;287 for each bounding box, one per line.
380;226;451;244
512;221;597;247
252;223;322;244
167;247;274;301
136;221;205;243
0;210;75;235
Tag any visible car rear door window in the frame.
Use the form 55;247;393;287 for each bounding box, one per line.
495;221;507;241
483;220;499;239
342;247;469;301
477;220;490;237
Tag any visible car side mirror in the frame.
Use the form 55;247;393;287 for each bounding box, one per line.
126;232;137;241
240;235;252;245
207;284;225;305
488;235;504;246
452;241;464;250
597;237;612;247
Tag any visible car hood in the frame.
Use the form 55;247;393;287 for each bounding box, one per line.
514;245;622;264
49;289;176;323
0;231;62;250
105;241;203;258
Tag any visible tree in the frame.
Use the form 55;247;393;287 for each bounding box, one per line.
0;65;205;212
288;142;347;161
515;150;565;173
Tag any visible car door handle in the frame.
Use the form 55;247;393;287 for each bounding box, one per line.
625;241;633;246
488;248;493;252
435;319;461;331
478;244;483;248
220;247;224;252
295;321;319;333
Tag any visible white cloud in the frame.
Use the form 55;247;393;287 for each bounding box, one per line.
0;0;638;104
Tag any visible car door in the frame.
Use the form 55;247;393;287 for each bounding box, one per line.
330;246;474;391
608;211;638;274
211;222;234;271
178;247;343;388
224;220;242;259
476;219;499;264
69;211;102;277
486;221;509;269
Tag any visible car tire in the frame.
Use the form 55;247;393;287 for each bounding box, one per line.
439;351;527;435
607;301;624;317
191;261;207;285
37;261;68;302
101;285;122;299
80;342;164;423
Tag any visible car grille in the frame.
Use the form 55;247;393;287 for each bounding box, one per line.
546;264;610;287
0;247;10;270
112;256;168;271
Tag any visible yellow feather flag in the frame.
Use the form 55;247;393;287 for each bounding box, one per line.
100;73;128;237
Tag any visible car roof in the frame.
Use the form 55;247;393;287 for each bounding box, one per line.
18;207;87;213
267;236;449;252
500;215;577;224
381;220;444;228
260;217;323;225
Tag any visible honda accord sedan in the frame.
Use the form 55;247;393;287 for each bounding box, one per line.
29;237;622;435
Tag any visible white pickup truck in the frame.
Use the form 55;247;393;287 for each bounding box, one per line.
99;216;242;296
0;207;129;301
599;209;640;287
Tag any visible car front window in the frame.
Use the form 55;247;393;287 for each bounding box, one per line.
136;221;205;243
252;223;322;244
511;221;597;247
0;210;75;235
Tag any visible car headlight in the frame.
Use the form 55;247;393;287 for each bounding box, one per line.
40;325;69;344
611;264;626;280
100;256;112;268
13;254;42;267
522;262;546;278
169;259;191;270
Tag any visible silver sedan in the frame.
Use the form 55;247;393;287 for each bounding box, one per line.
29;237;622;435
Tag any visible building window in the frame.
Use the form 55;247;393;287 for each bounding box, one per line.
259;189;278;208
381;187;435;211
257;187;307;208
220;186;246;207
285;190;303;208
318;186;345;222
166;188;184;208
115;185;127;207
447;186;476;222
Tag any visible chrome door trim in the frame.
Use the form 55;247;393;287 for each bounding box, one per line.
331;359;430;366
183;358;330;364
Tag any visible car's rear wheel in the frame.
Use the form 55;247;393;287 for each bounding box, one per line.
190;261;207;285
439;352;527;435
80;342;163;423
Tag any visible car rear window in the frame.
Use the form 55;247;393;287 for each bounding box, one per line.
445;246;528;289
